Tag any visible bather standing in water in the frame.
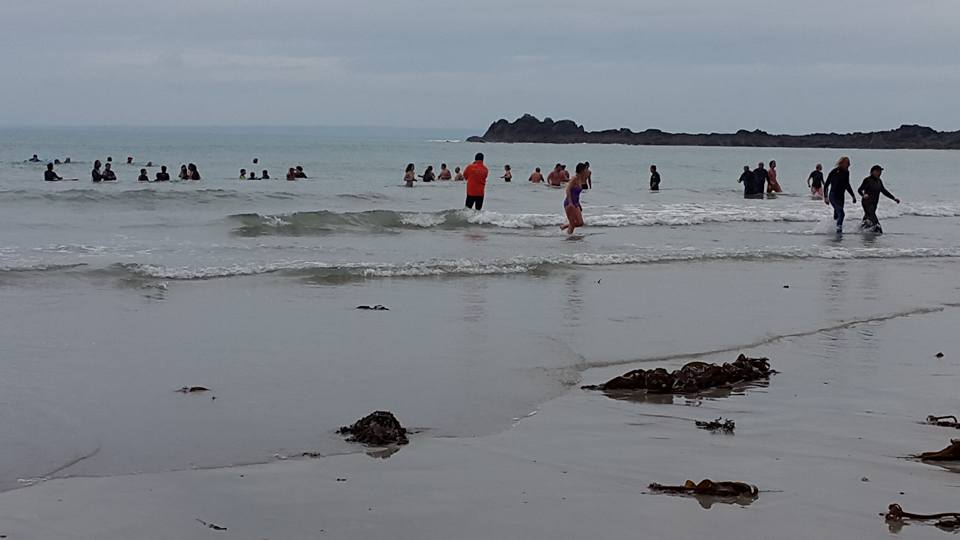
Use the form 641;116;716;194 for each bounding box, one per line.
403;163;416;187
453;166;464;181
649;165;661;191
560;163;586;235
766;160;782;193
91;160;103;183
808;164;824;198
753;162;768;194
738;165;757;198
438;163;452;180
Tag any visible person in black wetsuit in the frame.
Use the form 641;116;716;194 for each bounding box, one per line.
155;165;171;181
857;165;900;233
807;163;824;198
44;163;62;181
752;162;768;195
419;165;435;183
91;160;103;183
101;163;117;181
738;165;757;198
823;156;855;233
649;164;661;191
138;168;149;182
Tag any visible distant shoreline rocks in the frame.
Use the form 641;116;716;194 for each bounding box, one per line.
467;114;960;150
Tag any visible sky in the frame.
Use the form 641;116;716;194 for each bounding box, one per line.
1;0;958;133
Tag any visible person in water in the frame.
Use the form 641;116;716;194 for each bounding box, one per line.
808;163;824;198
106;156;113;164
501;164;512;182
560;164;570;182
64;157;71;164
438;163;452;180
738;165;757;198
547;164;564;186
91;160;103;183
419;165;435;183
29;154;41;163
649;164;661;191
248;171;259;180
239;168;248;180
753;162;768;194
823;156;855;233
155;165;170;181
102;163;117;181
766;160;782;193
178;165;188;180
403;163;416;187
582;161;593;189
463;153;488;210
44;163;62;182
529;167;544;183
560;163;586;235
126;156;134;165
261;169;270;179
454;166;464;181
857;165;900;233
295;166;307;179
187;163;201;180
138;168;149;182
286;167;297;181
146;161;153;167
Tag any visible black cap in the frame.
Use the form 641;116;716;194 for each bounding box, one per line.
871;165;883;172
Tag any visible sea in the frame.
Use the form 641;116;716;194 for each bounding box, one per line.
1;126;959;492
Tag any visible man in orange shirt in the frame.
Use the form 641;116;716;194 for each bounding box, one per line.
463;152;489;210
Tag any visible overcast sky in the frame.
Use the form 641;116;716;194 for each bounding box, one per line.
1;0;957;132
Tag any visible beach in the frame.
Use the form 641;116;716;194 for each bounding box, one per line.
1;127;959;538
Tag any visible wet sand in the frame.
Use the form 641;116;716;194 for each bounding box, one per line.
1;258;959;539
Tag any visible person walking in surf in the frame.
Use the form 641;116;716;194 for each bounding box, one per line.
560;163;586;235
808;164;824;198
857;165;900;233
823;156;856;233
463;153;488;210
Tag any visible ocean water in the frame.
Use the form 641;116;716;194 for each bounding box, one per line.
1;127;959;490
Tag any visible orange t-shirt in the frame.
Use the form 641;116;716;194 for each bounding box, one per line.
463;161;488;197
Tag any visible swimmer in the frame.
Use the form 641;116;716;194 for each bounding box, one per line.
64;157;71;164
560;163;586;235
253;158;259;165
146;161;153;167
560;164;570;182
91;160;103;183
28;154;41;163
155;165;170;181
101;163;117;181
649;164;661;191
294;166;307;179
438;163;452;180
239;168;248;180
248;171;259;180
808;164;824;198
44;163;62;182
106;156;113;164
54;159;61;165
127;156;134;165
767;160;782;193
404;163;416;187
286;167;297;181
178;165;189;180
528;167;544;184
454;166;464;181
419;165;436;183
261;170;270;179
753;162;768;194
187;163;201;180
823;156;855;233
857;165;900;233
738;165;757;198
583;161;593;189
501;164;512;182
138;168;149;182
547;164;564;186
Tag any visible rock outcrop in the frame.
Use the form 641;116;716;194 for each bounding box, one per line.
467;114;960;149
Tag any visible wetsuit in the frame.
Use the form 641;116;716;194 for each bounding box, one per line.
857;176;896;232
823;167;854;231
808;170;823;190
739;171;756;197
44;169;61;181
138;174;149;182
91;168;102;183
102;169;117;181
752;167;768;195
155;172;170;181
650;171;661;191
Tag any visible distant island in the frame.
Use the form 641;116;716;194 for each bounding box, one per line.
466;114;960;150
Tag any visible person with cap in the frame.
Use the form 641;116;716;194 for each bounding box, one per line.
857;165;900;233
463;152;488;210
823;156;855;233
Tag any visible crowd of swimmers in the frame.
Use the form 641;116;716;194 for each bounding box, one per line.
34;150;901;235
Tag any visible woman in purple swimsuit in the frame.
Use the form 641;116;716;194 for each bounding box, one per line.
561;162;586;235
